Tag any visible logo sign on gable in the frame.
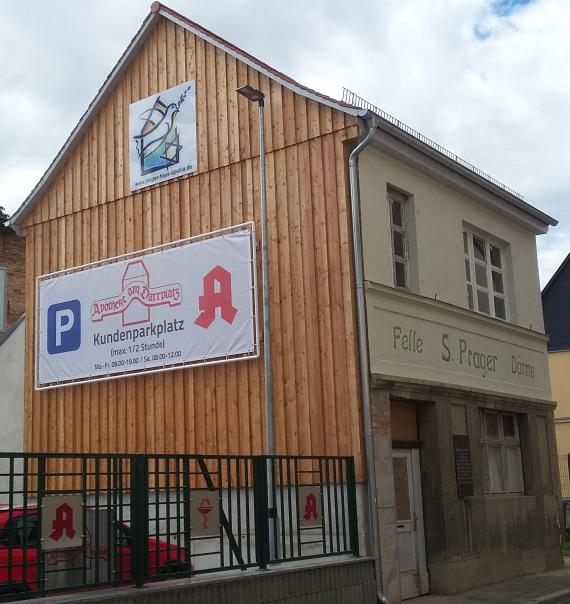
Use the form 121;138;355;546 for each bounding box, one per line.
129;80;197;191
36;225;258;389
42;495;83;551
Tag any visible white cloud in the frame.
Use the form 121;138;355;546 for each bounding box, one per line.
1;0;568;285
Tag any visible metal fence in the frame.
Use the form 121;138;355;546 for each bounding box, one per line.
0;453;358;600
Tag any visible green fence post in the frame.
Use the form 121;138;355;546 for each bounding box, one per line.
130;454;149;588
253;456;270;570
36;456;46;596
346;457;360;557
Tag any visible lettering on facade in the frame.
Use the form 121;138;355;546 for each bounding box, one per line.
512;355;535;378
391;324;537;383
393;325;423;353
442;334;498;378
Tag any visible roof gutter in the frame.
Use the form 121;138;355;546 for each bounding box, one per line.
348;113;389;604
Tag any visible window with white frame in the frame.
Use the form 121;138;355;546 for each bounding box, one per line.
481;410;524;494
463;228;507;319
0;267;6;332
388;190;408;289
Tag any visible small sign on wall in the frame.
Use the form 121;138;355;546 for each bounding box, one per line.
298;485;322;528
190;490;220;538
129;80;197;191
42;494;83;551
453;434;474;498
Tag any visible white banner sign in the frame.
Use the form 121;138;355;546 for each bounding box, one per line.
37;226;257;388
129;80;197;191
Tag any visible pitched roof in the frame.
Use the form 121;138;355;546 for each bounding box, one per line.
542;250;570;299
542;251;570;352
9;3;361;230
0;314;24;348
10;2;557;232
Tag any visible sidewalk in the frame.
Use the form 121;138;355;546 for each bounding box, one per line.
411;561;570;604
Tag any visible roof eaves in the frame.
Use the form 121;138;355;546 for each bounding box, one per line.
359;111;557;231
154;3;361;117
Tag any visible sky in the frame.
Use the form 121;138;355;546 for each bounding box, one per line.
0;0;568;285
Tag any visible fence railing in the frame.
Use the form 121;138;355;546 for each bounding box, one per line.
342;87;525;201
0;453;358;600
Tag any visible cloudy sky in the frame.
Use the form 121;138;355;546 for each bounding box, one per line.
1;0;568;284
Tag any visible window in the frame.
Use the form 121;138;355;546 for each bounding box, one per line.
388;190;408;289
463;229;507;319
0;267;6;331
481;411;524;494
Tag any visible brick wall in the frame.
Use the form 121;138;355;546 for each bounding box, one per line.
0;230;25;332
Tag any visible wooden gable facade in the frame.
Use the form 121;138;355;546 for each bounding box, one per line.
19;6;364;473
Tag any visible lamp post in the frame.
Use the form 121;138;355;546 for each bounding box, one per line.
236;84;276;560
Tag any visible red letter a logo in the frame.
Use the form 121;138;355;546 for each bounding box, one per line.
304;493;319;521
50;503;76;541
195;265;238;329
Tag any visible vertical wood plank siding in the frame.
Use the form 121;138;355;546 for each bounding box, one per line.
22;19;363;476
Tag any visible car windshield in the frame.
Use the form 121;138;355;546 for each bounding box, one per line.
0;513;39;548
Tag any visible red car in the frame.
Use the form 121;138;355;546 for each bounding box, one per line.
0;506;187;595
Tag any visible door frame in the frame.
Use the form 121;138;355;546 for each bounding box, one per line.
393;447;429;598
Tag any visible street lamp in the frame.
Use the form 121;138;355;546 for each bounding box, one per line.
237;84;276;560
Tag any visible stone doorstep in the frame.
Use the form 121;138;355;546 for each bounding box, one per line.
15;555;373;604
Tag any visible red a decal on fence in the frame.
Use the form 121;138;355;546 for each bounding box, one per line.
195;265;238;329
50;503;76;541
304;493;319;521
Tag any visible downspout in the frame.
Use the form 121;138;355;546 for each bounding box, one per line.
349;114;389;604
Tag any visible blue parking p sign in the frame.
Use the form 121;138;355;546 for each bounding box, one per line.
47;300;81;354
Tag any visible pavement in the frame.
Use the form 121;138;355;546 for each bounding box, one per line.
412;560;570;604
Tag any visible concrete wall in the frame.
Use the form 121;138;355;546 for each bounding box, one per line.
359;145;545;332
0;317;24;450
0;316;25;500
32;558;376;604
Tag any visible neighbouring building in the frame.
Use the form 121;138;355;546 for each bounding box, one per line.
542;252;570;498
355;98;562;599
0;315;25;460
0;228;26;490
0;228;25;334
9;3;562;602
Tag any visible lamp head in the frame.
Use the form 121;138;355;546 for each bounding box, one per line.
236;85;265;105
